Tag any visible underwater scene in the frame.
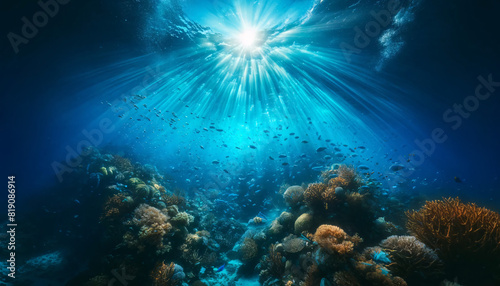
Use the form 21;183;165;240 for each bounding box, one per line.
1;0;500;285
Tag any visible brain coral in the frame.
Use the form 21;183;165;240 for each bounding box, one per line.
294;213;314;234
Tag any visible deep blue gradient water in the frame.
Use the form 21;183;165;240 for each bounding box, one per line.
3;0;499;204
1;0;500;285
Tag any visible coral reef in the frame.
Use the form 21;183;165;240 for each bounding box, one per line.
406;197;500;283
313;224;362;256
303;183;328;211
380;235;443;284
151;262;178;286
23;149;500;286
240;237;259;261
266;244;285;278
100;193;134;222
124;204;172;253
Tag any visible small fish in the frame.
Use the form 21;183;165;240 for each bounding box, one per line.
454;176;462;183
282;162;289;166
269;156;274;160
200;145;205;149
278;154;287;158
302;140;308;143
212;160;220;164
224;169;230;174
249;145;257;149
316;147;327;152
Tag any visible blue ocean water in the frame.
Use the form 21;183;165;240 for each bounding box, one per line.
1;0;499;285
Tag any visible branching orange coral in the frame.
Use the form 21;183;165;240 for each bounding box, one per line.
329;165;362;191
151;262;177;286
101;194;133;222
406;197;500;262
313;225;362;255
304;183;335;211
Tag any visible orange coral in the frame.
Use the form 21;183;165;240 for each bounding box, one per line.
304;183;335;211
313;225;362;255
325;165;362;191
329;176;349;188
101;194;133;222
127;204;172;251
406;197;500;262
323;187;336;208
151;262;177;286
406;198;500;284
